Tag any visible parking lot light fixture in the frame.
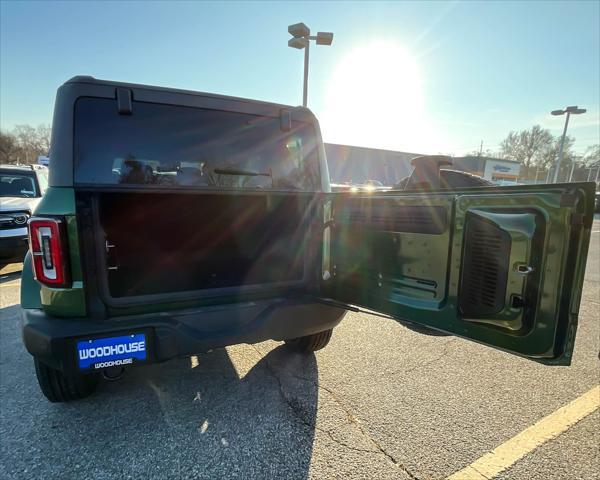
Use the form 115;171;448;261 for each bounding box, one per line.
551;106;586;183
288;37;308;50
288;22;310;38
316;32;334;46
287;23;334;107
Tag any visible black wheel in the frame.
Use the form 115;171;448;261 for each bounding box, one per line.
285;328;333;353
34;358;100;402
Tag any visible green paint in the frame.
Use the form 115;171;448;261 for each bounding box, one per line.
327;184;594;365
22;187;86;317
20;253;42;309
33;187;76;215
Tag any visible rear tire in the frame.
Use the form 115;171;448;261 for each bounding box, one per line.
285;328;333;353
34;358;100;402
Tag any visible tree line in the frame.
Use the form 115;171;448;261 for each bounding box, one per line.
474;125;599;182
0;124;51;165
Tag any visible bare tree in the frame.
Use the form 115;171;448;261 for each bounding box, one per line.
0;124;51;165
500;125;554;174
582;144;600;167
36;124;51;154
538;135;575;170
0;131;20;164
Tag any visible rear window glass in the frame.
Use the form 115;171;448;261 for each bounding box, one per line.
74;98;320;191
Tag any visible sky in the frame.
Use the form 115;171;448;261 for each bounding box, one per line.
1;0;599;156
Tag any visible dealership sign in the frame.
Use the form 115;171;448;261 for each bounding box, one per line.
484;160;520;180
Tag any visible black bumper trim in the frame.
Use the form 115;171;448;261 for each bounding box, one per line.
22;297;346;373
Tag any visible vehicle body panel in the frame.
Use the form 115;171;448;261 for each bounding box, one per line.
325;183;594;364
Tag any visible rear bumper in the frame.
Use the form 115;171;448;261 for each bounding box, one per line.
22;297;346;374
0;232;29;263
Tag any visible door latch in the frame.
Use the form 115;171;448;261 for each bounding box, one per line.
105;240;119;271
516;264;534;275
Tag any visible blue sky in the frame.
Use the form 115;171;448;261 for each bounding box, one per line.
1;1;598;155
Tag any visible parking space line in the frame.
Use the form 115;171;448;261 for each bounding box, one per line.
446;385;600;480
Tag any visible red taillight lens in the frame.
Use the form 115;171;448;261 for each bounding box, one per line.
28;218;70;287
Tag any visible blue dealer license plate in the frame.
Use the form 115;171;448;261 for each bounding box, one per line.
77;333;147;370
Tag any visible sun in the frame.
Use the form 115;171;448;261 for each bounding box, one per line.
320;41;438;154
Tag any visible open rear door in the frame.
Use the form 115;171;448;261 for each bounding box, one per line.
323;183;595;365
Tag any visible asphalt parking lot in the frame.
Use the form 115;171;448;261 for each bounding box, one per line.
1;217;598;480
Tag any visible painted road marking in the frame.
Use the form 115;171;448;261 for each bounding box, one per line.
447;385;600;480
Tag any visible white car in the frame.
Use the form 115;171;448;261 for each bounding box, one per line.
0;164;48;266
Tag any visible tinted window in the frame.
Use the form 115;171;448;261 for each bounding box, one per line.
0;172;37;197
74;98;320;191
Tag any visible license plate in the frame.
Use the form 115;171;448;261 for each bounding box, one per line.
77;333;147;370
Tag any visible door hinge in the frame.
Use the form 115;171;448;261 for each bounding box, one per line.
279;109;292;132
116;88;133;115
105;240;119;270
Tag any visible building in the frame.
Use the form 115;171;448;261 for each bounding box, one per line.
325;144;521;185
324;143;420;186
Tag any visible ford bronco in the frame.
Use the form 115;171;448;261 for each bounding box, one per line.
20;76;594;402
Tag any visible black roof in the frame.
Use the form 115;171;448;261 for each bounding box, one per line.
64;75;297;111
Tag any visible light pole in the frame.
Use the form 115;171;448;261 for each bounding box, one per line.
288;23;333;107
550;106;586;183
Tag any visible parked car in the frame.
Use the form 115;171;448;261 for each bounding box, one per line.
0;164;48;267
21;76;595;402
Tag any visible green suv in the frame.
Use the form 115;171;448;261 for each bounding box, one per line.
21;76;595;402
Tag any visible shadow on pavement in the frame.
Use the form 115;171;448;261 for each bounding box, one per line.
0;301;318;480
0;270;21;285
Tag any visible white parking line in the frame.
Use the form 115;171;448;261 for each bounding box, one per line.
447;385;600;480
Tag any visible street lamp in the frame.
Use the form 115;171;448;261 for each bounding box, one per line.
288;22;333;107
550;105;586;183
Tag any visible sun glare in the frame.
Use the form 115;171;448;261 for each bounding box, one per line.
321;41;439;153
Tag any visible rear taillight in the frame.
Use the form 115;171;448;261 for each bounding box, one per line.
28;217;70;287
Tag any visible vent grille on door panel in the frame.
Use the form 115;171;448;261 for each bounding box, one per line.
459;213;511;316
344;206;447;234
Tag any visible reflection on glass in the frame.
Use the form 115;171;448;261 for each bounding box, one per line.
75;98;320;191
